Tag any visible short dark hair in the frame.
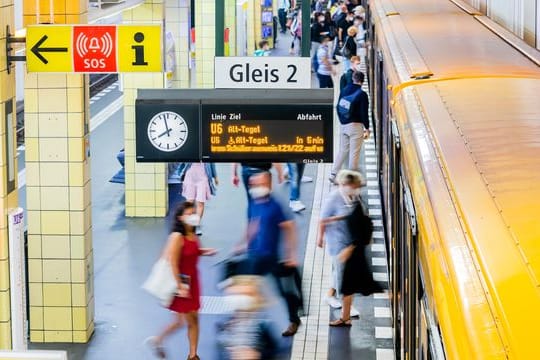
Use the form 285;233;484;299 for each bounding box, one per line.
353;71;365;84
320;35;331;42
258;40;269;49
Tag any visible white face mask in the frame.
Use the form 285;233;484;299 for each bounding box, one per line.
225;294;256;312
184;214;200;227
249;186;270;199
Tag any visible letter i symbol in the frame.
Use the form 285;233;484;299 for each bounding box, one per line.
132;32;148;66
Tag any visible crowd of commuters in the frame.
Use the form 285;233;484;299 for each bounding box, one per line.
143;1;379;359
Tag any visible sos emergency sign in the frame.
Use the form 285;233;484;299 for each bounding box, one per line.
26;25;162;73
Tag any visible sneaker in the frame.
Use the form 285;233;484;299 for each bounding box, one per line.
282;321;300;336
350;306;360;318
301;175;313;183
289;200;306;212
326;296;342;309
144;336;166;359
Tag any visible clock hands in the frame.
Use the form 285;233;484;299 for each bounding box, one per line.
157;128;172;138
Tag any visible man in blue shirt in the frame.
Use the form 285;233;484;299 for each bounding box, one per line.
329;71;370;184
239;171;301;336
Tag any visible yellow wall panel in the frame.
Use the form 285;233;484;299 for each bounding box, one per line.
26;186;41;210
70;235;86;259
30;330;44;342
43;284;72;307
71;284;87;307
28;259;43;283
42;260;71;283
41;235;70;259
69;187;84;211
0;291;10;322
27;235;42;259
40;163;69;187
40;187;70;211
26;210;41;235
39;113;68;138
29;306;43;330
0;322;12;349
44;330;72;342
41;211;70;235
38;89;67;113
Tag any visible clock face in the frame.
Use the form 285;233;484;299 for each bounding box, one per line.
147;111;188;152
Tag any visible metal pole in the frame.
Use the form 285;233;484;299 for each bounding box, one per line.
301;0;310;57
215;0;225;57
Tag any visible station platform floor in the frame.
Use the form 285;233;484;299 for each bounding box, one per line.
21;30;395;359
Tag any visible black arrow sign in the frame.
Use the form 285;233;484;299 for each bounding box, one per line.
30;35;68;64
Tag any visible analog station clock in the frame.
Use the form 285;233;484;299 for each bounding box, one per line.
147;111;188;152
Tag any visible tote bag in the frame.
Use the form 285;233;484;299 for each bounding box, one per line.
142;258;177;306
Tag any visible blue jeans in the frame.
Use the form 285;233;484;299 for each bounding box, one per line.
287;163;305;201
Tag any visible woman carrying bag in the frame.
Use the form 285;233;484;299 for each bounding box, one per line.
341;26;358;72
329;171;384;327
145;201;217;359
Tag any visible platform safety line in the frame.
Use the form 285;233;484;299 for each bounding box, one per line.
90;95;124;132
291;162;332;360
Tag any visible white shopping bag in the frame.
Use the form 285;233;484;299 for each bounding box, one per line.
142;258;177;307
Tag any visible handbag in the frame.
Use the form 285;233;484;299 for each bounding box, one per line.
142;258;178;306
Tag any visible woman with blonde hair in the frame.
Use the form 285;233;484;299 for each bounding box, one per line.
341;26;358;72
317;170;364;318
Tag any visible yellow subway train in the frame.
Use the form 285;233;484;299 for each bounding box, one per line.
366;0;540;358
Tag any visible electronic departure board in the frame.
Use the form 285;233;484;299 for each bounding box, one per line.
201;104;333;162
135;89;334;163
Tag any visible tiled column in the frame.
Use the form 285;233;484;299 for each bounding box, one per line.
225;0;237;56
166;0;191;88
195;0;216;88
123;1;168;217
0;0;18;350
246;0;256;54
23;0;94;343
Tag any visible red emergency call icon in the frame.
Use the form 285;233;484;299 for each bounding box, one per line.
73;26;117;72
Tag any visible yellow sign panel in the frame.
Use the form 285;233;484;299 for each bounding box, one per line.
26;26;73;73
26;25;162;73
117;25;163;73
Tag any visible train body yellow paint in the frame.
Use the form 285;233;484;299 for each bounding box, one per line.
368;0;540;358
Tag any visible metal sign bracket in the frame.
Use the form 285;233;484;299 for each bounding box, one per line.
6;25;26;73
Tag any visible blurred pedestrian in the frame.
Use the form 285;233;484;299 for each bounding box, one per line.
341;26;358;72
287;163;307;212
317;170;360;317
330;71;369;183
254;40;271;56
316;35;335;88
278;0;290;33
146;202;217;360
331;172;383;326
289;9;302;55
179;162;218;236
232;162;284;201
236;171;302;337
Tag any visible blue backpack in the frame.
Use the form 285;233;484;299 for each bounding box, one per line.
337;88;363;123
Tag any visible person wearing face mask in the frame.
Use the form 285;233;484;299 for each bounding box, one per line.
336;10;355;55
178;162;218;236
236;171;301;337
316;35;335;88
334;172;384;327
317;170;362;316
310;12;329;72
339;55;361;90
146;202;217;360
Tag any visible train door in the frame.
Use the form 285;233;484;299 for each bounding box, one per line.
401;180;417;360
389;120;402;358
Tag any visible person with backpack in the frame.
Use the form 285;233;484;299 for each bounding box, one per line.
329;70;369;183
339;55;361;90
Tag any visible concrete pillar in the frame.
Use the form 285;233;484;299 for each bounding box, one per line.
23;0;94;343
166;0;191;88
246;0;257;54
195;0;216;88
122;1;168;217
0;0;18;350
225;0;237;56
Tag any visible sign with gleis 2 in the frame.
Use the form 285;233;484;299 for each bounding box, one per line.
214;57;311;89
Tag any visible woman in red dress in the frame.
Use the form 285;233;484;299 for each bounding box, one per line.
147;201;217;360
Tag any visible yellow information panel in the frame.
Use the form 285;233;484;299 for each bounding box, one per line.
26;26;73;72
117;25;163;73
26;25;162;73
